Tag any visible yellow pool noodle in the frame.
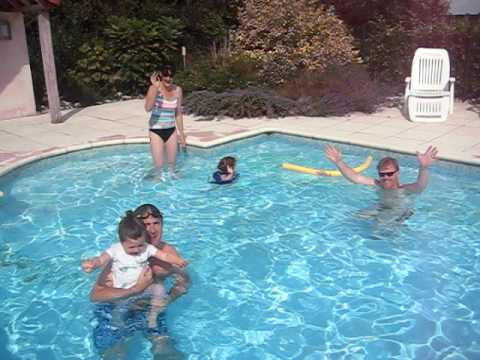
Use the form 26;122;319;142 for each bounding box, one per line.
282;155;373;177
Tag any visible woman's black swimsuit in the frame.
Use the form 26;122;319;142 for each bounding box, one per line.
150;128;176;142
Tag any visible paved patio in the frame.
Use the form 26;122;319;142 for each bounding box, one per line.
0;99;479;177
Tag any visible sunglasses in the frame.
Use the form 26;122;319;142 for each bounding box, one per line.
378;170;398;178
136;211;163;220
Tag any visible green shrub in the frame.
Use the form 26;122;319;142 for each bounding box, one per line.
67;43;114;101
233;0;359;85
67;15;183;100
184;87;300;119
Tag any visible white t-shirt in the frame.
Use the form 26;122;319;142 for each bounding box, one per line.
106;242;157;288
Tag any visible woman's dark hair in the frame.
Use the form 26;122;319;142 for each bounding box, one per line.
160;64;175;78
133;204;164;223
217;156;236;173
118;211;148;243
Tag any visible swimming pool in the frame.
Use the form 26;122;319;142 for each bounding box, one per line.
0;134;479;359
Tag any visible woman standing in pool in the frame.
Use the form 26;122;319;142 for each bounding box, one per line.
144;65;187;169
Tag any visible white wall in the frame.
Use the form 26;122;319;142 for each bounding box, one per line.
0;12;36;120
449;0;480;15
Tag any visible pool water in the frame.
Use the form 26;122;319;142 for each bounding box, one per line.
0;134;479;359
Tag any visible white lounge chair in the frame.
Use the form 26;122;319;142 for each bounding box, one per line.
405;48;455;122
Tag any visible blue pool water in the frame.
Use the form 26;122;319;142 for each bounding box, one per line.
0;134;479;359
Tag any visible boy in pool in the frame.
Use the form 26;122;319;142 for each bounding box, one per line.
212;156;238;184
81;211;188;328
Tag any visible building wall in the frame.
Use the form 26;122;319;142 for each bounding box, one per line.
0;12;36;120
449;0;480;15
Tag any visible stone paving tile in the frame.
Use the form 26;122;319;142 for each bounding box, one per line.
0;113;51;125
219;117;271;127
469;143;480;156
1;124;52;137
218;128;250;136
114;115;148;125
354;124;410;137
344;132;394;147
382;136;426;151
433;135;480;150
0;132;46;152
195;135;222;142
448;125;480;137
22;132;83;148
394;127;457;142
344;116;392;125
448;115;480;126
70;117;129;131
194;122;256;134
81;107;137;121
188;131;219;137
292;127;357;142
330;121;377;132
410;122;460;131
283;120;341;132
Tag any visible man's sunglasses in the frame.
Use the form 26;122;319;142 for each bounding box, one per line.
136;211;163;220
378;170;398;178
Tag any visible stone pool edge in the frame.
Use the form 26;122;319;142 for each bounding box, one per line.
1;127;479;178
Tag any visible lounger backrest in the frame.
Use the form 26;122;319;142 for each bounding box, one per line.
411;48;451;92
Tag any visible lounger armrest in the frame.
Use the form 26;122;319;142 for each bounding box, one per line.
404;77;411;101
449;78;455;92
449;79;455;114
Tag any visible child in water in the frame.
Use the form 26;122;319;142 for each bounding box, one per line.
212;156;237;184
81;211;188;328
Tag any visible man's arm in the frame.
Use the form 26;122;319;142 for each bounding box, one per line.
168;268;191;303
90;263;153;302
161;244;191;303
402;145;438;193
154;248;188;268
323;145;375;186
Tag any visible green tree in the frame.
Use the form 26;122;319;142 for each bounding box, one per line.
68;15;183;99
322;0;453;82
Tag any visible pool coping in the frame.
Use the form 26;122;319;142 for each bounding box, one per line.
1;126;478;178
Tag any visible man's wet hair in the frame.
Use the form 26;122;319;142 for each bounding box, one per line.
377;157;399;172
133;204;164;224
